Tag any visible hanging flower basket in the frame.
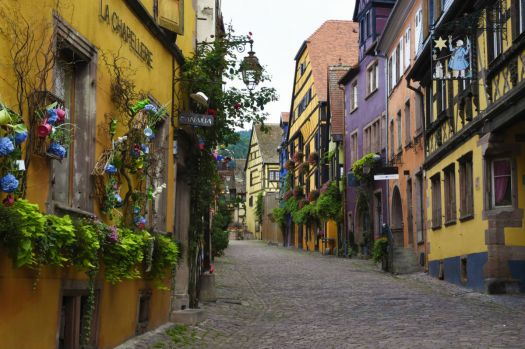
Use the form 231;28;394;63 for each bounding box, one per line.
292;151;304;163
308;189;320;202
298;162;309;175
284;159;295;171
308;152;319;165
293;186;303;198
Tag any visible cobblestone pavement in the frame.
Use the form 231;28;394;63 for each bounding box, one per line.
116;240;525;349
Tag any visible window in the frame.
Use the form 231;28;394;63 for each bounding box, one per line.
269;170;279;182
415;92;424;134
250;170;256;186
415;8;423;54
404;27;411;70
351;81;358;110
396;111;402;152
459;154;474;218
249;196;253;207
389;120;395;159
367;62;378;95
431;174;442;228
518;0;525;35
360;18;366;43
396;42;401;82
363;118;381;155
300;62;306;76
404;101;411;145
489;10;504;61
366;11;372;38
136;290;152;335
436;80;447;114
59;288;99;349
443;165;457;224
491;159;512;207
51;29;96;214
350;131;358;164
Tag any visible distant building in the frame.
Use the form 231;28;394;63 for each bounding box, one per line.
244;124;281;239
286;20;359;253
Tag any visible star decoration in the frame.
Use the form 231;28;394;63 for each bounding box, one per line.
434;36;447;51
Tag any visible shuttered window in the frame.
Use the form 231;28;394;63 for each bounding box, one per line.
459;153;474;219
431;174;442;229
444;164;457;224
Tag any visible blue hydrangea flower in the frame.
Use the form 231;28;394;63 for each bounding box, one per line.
141;144;149;154
0;137;15;156
47;109;58;125
144;104;157;114
48;142;66;159
114;193;123;208
133;207;141;215
0;173;18;193
144;127;155;140
105;164;117;174
134;215;147;228
14;131;28;144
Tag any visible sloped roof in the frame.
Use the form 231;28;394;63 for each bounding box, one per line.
234;158;246;194
301;20;359;102
328;65;351;137
254;123;281;164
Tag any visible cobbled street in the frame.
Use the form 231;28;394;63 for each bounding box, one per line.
118;241;525;349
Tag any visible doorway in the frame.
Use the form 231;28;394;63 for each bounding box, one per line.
391;186;404;246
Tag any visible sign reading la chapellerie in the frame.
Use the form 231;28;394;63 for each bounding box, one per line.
99;0;153;68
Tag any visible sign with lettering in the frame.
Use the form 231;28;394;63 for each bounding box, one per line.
99;0;153;68
179;112;215;127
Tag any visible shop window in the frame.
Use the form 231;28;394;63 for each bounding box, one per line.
491;158;513;207
443;164;456;224
431;173;442;229
459;153;474;219
136;290;152;335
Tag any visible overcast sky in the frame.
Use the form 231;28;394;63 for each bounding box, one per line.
221;0;357;128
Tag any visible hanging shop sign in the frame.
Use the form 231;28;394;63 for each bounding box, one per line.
432;35;472;80
430;0;509;81
179;112;215;127
99;0;153;68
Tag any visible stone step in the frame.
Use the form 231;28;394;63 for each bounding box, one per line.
391;247;422;274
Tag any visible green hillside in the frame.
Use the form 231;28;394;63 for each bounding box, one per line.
220;130;251;159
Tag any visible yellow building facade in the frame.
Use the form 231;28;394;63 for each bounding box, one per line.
409;0;525;293
244;124;281;239
0;0;198;348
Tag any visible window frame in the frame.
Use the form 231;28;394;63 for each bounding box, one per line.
491;158;513;208
443;164;457;225
459;153;474;220
350;80;358;111
431;173;442;229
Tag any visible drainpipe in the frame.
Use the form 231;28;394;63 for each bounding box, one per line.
338;82;348;257
375;50;390;229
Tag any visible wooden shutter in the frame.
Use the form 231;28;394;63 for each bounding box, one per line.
158;0;184;34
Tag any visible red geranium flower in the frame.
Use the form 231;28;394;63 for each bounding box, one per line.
234;103;241;110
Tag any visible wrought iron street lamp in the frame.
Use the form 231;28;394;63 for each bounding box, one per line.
239;40;262;91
